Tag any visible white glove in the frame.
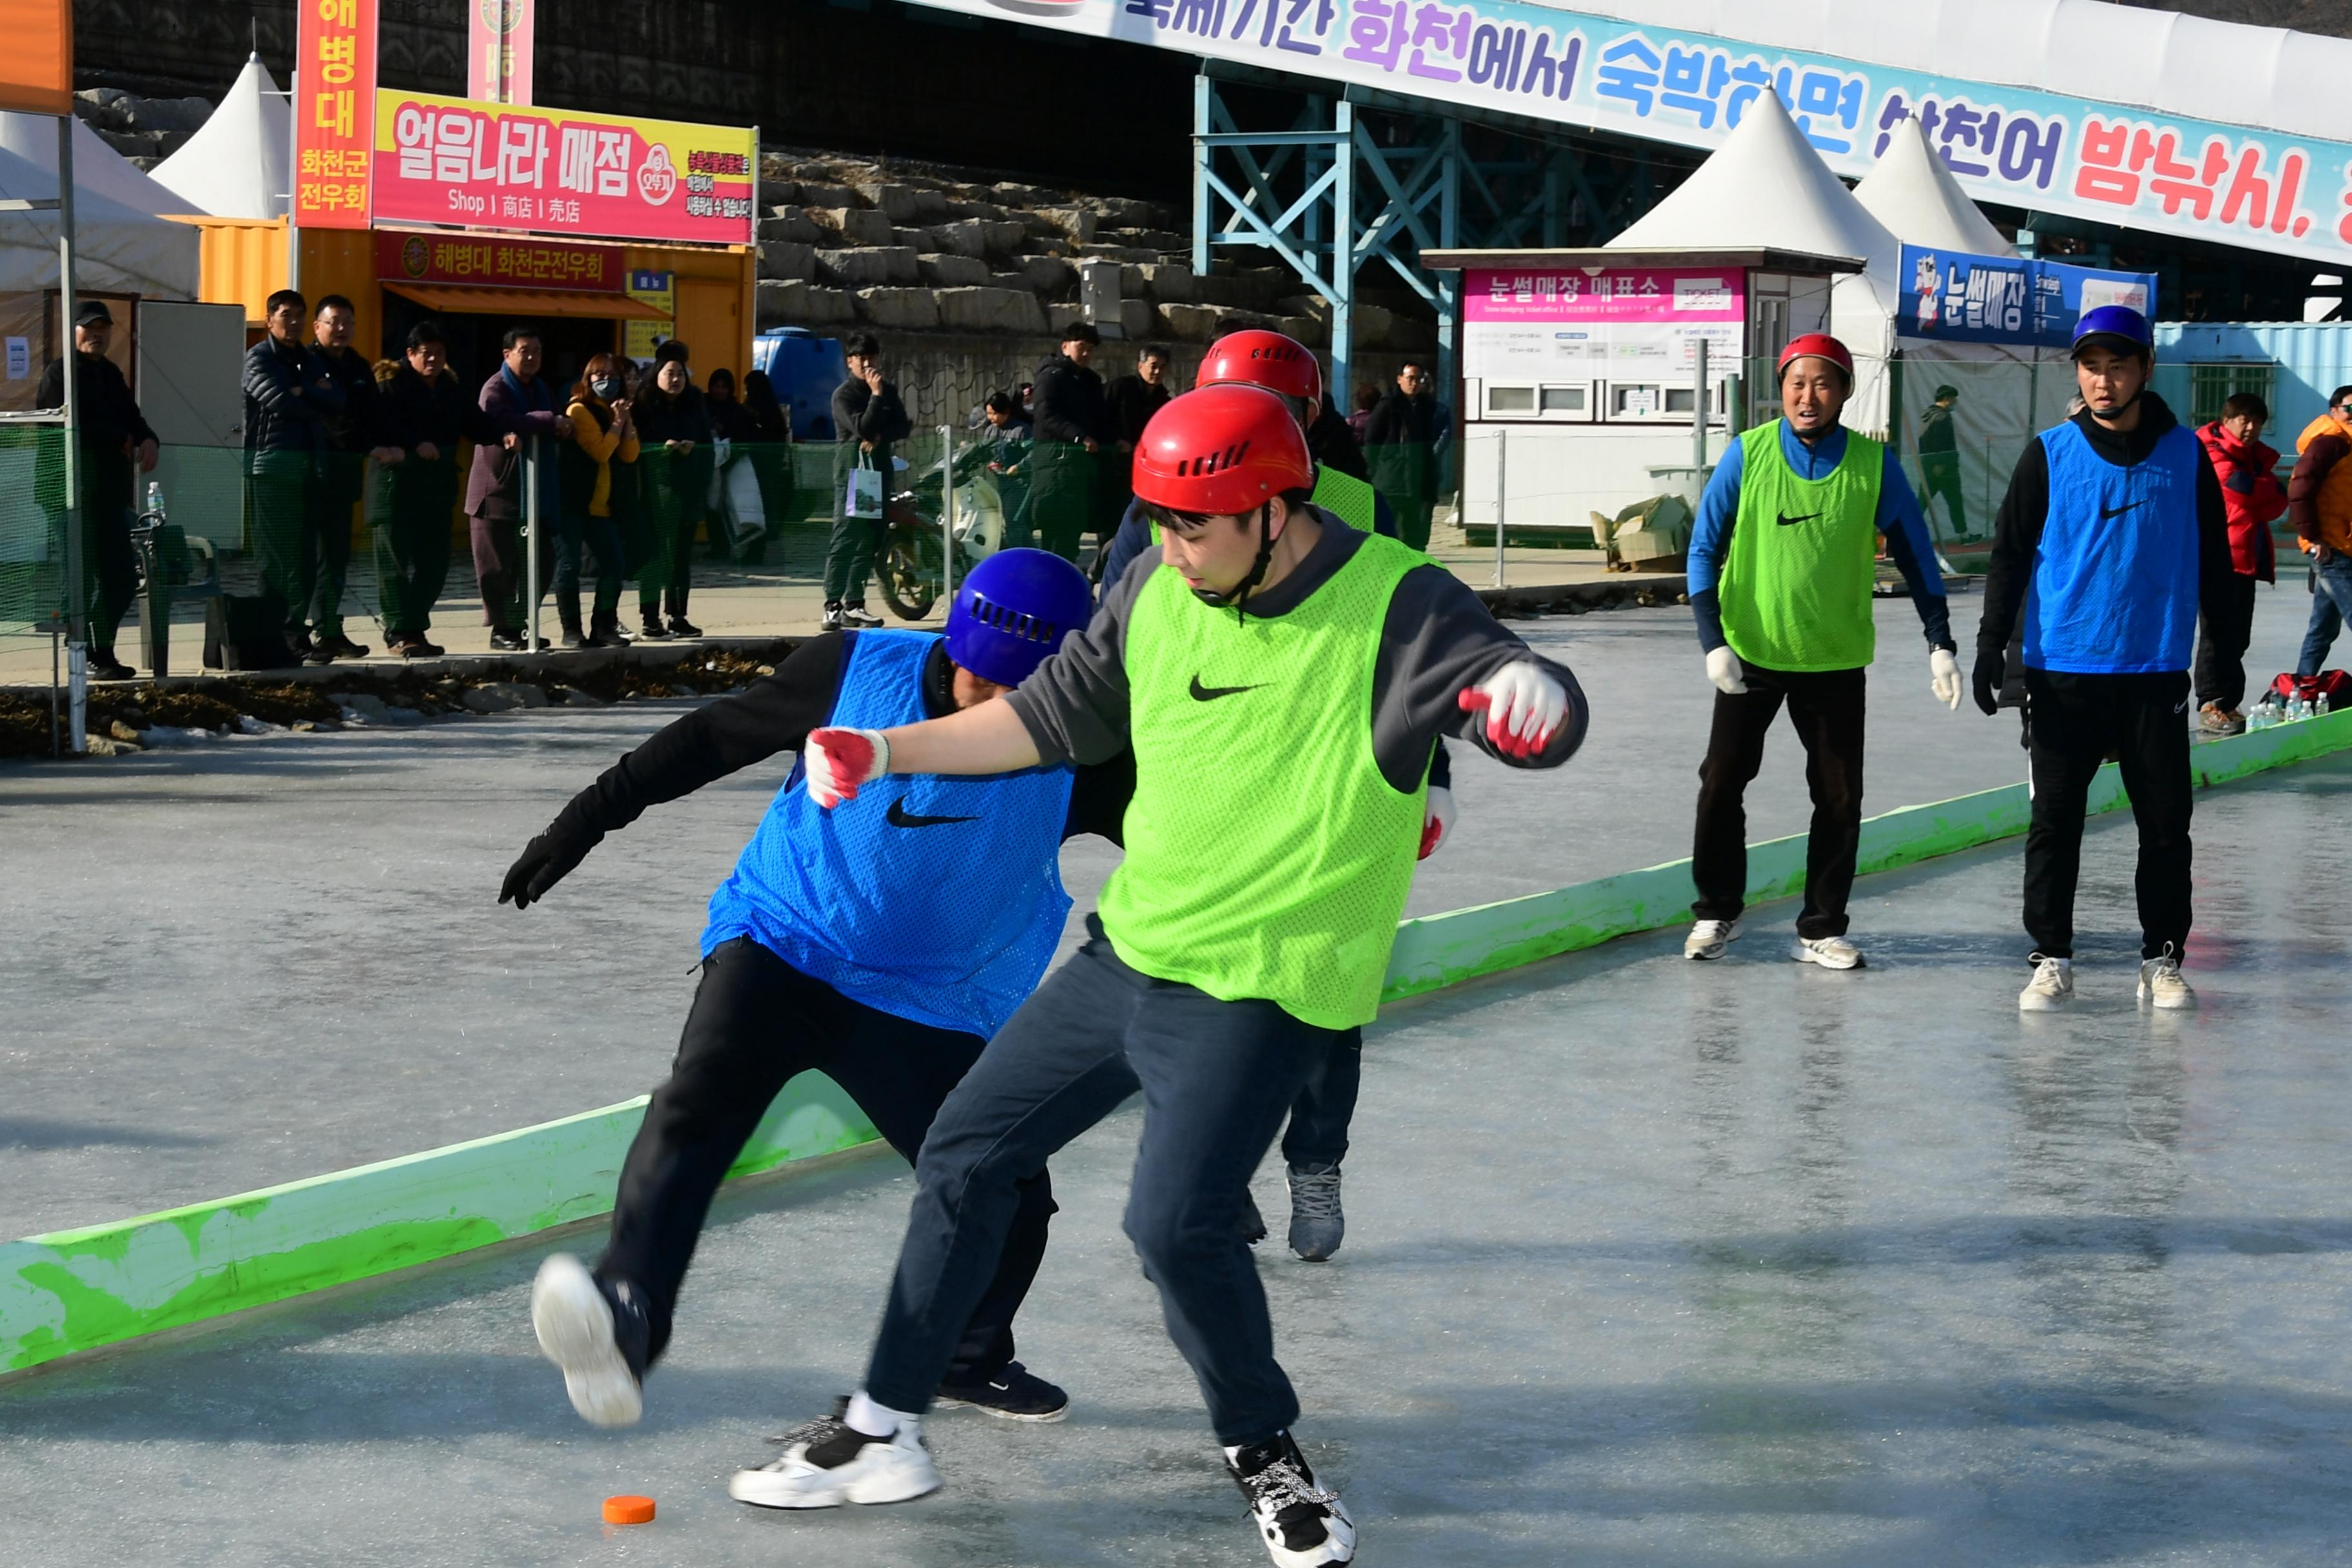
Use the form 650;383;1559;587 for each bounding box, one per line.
1419;785;1456;861
1458;662;1569;758
1930;647;1962;711
1706;645;1748;695
803;726;890;808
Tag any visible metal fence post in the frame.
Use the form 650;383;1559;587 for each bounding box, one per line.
1492;427;1507;589
524;441;540;652
1691;336;1709;471
938;424;956;612
58;113;84;754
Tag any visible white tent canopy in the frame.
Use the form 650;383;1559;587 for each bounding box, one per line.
1606;91;1900;424
0;113;197;220
1853;117;2019;257
0;142;197;299
150;54;288;222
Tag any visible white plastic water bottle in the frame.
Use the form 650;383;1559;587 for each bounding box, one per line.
145;480;164;518
2321;692;2333;717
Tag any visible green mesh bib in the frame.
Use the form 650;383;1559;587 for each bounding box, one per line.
1719;420;1883;672
1100;530;1429;1028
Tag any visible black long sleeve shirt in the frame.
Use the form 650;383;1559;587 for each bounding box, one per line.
35;351;155;453
551;632;1133;850
1032;353;1110;447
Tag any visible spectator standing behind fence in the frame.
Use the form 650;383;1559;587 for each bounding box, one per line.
371;320;487;659
2288;384;2352;681
464;325;574;652
35;300;155;682
307;294;400;663
1346;383;1378;444
556;352;640;649
1102;343;1171;545
738;369;794;567
825;333;909;631
2192;392;2284;735
956;390;1034;550
1028;322;1110;563
242;288;345;662
705;367;765;564
1917;384;1968;542
1364;361;1440;550
634;340;715;641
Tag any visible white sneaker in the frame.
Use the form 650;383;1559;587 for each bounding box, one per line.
1228;1433;1355;1566
2139;950;2196;1010
2019;954;2074;1011
1790;934;1863;970
1684;917;1742;960
729;1399;941;1509
530;1253;645;1428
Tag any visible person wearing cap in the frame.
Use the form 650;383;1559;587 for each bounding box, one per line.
35;299;157;681
742;383;1585;1567
1098;327;1446;1264
1028;322;1113;562
502;549;1122;1433
1683;332;1958;972
1917;383;1967;540
1974;305;2237;1013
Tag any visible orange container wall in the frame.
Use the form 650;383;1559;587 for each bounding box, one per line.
626;242;755;386
177;215;288;328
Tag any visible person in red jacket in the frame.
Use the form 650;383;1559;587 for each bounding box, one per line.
2193;392;2286;734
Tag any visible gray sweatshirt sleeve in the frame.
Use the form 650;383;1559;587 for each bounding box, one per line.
1370;565;1588;790
1003;549;1151;767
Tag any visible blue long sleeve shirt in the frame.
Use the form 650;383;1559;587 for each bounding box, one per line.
1686;421;1952;654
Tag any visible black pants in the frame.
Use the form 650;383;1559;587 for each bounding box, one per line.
1280;1030;1361;1170
2023;670;2194;961
865;918;1340;1446
2193;572;2258;712
598;937;1056;1378
249;449;320;639
77;449;137;652
1920;452;1967;538
1692;663;1866;938
368;455;456;636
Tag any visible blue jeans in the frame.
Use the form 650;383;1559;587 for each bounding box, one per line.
863;917;1340;1446
2297;553;2352;676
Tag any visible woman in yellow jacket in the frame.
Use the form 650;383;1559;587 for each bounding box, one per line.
558;352;641;647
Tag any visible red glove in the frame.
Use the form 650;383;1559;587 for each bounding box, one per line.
1458;662;1568;759
803;727;889;808
1418;785;1456;860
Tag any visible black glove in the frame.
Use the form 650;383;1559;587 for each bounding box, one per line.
500;826;598;910
1971;647;2006;716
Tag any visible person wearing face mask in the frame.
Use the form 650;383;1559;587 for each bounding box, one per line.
1974;306;2239;1013
558;353;641;647
635;340;716;640
1681;333;1957;973
371;320;493;658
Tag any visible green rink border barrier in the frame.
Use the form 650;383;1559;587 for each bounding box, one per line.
7;710;2351;1376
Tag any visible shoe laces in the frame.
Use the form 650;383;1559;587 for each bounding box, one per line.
1238;1456;1338;1515
1288;1166;1342;1222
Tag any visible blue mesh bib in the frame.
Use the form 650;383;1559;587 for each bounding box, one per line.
2026;422;2203;674
702;630;1075;1037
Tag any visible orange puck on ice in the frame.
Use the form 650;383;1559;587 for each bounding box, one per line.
602;1494;656;1525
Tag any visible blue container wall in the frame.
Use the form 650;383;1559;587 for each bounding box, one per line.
2153;322;2352;444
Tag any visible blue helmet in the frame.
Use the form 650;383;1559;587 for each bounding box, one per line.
944;548;1093;687
2073;304;2153;359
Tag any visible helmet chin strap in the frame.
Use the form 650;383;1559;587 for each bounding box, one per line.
1189;504;1280;622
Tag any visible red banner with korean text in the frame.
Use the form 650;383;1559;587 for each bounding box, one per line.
375;229;622;292
467;0;534;105
294;0;378;229
371;91;756;247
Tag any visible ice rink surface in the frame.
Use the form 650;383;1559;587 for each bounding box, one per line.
5;592;2350;1564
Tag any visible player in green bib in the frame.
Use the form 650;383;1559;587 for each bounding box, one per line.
734;384;1585;1566
1682;333;1961;970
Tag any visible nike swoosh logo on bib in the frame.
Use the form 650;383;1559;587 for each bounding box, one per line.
887;799;981;828
1189;675;1259;701
1775;511;1821;527
2100;499;2146;522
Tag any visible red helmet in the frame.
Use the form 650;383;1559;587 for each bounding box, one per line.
1777;332;1854;384
1132;384;1315;517
1195;329;1323;408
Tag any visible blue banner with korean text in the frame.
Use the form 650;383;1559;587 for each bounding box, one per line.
1896;244;2156;349
906;0;2352;267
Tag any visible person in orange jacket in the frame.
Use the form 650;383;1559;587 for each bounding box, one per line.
2192;391;2286;733
2288;384;2352;681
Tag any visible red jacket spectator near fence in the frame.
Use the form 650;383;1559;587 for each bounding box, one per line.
2197;410;2284;582
2191;393;2286;730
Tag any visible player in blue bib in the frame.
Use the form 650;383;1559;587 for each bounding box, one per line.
499;550;1121;1430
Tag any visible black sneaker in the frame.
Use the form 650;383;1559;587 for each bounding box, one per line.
669;616;703;638
86;649;137;681
934;1360;1070;1422
313;632;371;660
842;604;885;629
560;627;587;649
638;616;672;642
487;629;525;651
284;630;316;660
301;639;339;665
404;635;446;658
1240;1189;1268;1245
1228;1431;1355;1566
530;1253;650;1427
1286;1163;1344;1262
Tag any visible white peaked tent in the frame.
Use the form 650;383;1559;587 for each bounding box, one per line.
0;112;199;220
1853;117;2017;257
1607;90;1902;427
150;54;288;222
0;142;197;298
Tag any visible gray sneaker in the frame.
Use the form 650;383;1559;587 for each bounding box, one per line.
1287;1163;1344;1262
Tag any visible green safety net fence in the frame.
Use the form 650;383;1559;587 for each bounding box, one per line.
0;424;69;642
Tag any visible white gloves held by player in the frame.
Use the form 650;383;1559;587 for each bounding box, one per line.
803;726;890;808
1419;785;1456;860
1457;662;1569;758
1705;645;1747;696
1930;646;1963;712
